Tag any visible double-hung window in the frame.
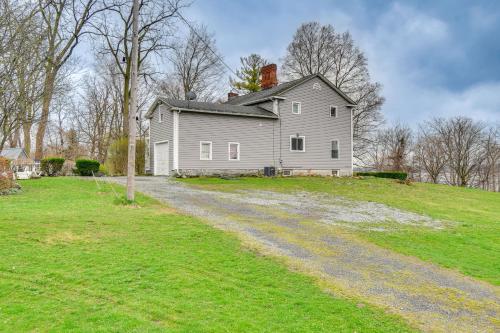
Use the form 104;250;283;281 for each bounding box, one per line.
200;141;212;160
228;142;240;161
292;101;301;114
330;106;337;118
331;140;339;159
290;136;305;152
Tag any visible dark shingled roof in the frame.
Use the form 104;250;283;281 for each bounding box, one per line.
225;74;357;106
146;97;278;119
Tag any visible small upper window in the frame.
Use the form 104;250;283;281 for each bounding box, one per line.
292;101;301;114
200;141;212;160
331;140;339;159
159;111;164;123
228;142;240;161
330;106;337;118
290;136;305;152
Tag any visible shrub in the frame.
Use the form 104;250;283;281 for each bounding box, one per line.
0;157;16;194
106;137;146;176
40;157;65;176
75;159;100;176
99;163;109;176
355;171;408;180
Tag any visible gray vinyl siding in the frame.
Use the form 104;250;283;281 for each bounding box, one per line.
149;104;173;174
178;112;276;170
148;75;353;176
276;76;353;172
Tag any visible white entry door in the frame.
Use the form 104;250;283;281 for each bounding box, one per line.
154;141;169;175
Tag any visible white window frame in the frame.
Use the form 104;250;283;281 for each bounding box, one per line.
330;105;338;118
331;140;339;159
199;141;212;160
228;142;240;161
290;135;306;152
292;101;301;114
159;111;164;123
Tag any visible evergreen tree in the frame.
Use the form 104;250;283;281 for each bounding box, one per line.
230;54;268;93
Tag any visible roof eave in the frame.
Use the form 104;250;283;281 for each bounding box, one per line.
170;107;278;119
239;95;286;106
145;97;163;119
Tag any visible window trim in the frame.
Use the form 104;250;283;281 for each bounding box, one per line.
228;142;240;161
330;105;338;118
199;141;213;160
292;101;301;114
331;140;339;159
159;111;164;123
290;135;306;152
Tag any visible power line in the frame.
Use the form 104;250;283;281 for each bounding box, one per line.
176;12;238;77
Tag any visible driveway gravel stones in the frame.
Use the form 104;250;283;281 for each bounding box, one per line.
104;176;500;333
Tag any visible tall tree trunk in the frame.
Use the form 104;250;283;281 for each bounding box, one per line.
23;120;32;156
9;128;21;147
35;71;55;160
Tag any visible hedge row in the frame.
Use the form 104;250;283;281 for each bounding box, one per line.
75;159;100;176
356;171;408;180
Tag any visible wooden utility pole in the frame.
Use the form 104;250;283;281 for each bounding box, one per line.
127;0;139;201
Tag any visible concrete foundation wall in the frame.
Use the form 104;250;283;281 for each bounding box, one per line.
177;169;262;177
176;167;352;177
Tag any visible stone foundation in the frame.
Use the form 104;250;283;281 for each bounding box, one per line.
176;169;262;177
174;168;352;177
283;169;352;177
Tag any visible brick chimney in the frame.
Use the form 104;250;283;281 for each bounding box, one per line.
228;92;239;101
260;64;278;90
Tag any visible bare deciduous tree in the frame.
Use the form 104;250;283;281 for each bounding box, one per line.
72;59;153;163
414;125;447;183
34;0;114;160
92;0;184;134
366;123;413;172
0;0;42;151
282;22;384;161
160;25;225;101
429;117;484;186
476;125;499;191
75;75;116;162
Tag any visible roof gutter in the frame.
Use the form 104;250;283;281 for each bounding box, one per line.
169;107;279;119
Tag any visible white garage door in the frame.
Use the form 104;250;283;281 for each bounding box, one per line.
154;141;169;175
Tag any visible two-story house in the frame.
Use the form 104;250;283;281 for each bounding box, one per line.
145;64;356;177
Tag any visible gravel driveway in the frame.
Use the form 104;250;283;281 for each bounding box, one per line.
104;176;500;333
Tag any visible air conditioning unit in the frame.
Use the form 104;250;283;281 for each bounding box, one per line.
264;166;276;177
282;169;292;177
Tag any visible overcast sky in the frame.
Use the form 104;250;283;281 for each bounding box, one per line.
180;0;500;126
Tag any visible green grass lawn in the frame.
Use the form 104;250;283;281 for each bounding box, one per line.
180;177;500;285
0;178;414;332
